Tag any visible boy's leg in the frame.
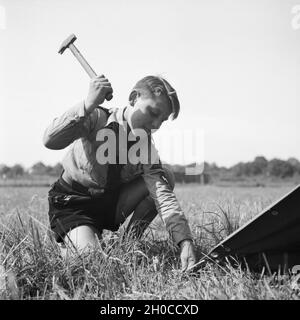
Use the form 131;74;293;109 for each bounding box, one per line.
125;195;157;239
61;225;102;258
114;167;175;238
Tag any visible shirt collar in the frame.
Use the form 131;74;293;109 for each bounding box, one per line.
106;106;127;127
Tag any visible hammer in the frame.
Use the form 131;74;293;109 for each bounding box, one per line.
58;34;113;101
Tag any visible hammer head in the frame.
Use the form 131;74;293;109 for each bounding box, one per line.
58;34;77;54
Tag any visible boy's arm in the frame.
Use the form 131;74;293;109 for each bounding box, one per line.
142;162;196;271
140;137;196;271
43;75;112;150
142;162;193;246
43;101;99;150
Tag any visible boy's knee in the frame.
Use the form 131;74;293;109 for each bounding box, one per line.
162;166;175;190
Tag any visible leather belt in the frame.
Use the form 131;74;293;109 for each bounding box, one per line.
61;171;106;198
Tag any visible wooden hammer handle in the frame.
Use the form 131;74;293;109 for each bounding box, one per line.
68;43;113;101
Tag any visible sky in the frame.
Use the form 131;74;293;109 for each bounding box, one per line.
1;0;300;168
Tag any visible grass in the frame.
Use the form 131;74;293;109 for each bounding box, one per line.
0;184;299;300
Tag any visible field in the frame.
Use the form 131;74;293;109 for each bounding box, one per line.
0;182;299;300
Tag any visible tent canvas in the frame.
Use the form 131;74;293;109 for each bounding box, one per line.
206;184;300;272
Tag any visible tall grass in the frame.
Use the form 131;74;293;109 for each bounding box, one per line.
0;184;299;300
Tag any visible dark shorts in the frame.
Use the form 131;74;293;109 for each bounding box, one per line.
48;177;122;243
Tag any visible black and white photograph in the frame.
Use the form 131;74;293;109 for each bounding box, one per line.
1;0;300;305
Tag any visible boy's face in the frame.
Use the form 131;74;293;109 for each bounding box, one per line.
128;92;172;135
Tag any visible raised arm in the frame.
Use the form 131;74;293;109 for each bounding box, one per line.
43;75;113;150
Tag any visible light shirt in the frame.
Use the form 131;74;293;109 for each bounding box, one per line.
43;101;192;245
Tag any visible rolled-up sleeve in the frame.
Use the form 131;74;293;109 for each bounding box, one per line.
142;162;193;246
43;101;99;150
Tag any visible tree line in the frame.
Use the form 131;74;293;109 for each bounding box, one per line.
0;162;63;179
165;156;300;183
1;156;300;183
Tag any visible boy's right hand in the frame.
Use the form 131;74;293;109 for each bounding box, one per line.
84;75;113;113
179;239;197;272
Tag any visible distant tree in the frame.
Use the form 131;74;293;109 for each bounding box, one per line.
10;164;24;177
252;156;268;175
287;157;300;165
50;163;63;176
232;162;245;177
209;162;219;171
287;157;300;174
267;159;295;178
30;162;48;175
232;162;257;176
0;164;11;179
232;157;268;177
0;164;10;174
45;165;54;175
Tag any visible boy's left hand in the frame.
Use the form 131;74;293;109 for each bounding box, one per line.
179;239;196;272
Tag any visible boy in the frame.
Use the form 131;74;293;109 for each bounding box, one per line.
44;75;196;271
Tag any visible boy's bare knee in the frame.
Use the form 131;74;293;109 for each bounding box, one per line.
63;225;98;254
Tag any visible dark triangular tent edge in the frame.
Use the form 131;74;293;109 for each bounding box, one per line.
200;184;300;272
